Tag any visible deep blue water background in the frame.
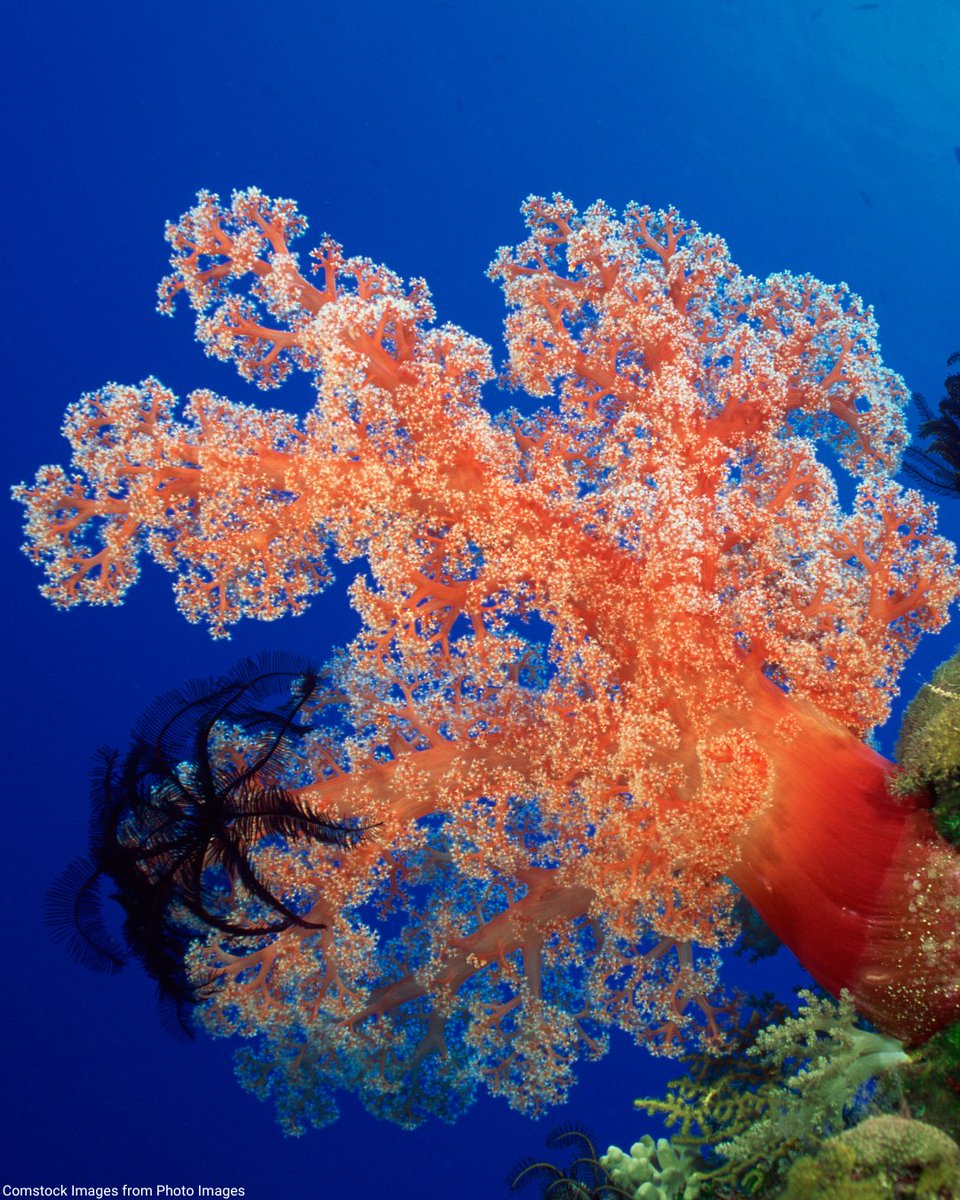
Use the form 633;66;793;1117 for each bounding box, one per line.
2;1;959;1195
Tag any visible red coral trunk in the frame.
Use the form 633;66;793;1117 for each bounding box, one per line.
730;676;960;1044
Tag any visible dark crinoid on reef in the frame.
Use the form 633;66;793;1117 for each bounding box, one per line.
508;1125;632;1199
45;651;369;1031
902;352;960;498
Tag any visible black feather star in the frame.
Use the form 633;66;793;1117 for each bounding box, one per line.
46;652;368;1023
508;1125;633;1199
902;352;960;498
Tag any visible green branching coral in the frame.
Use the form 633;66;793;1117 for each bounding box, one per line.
778;1115;960;1199
894;649;960;845
625;992;909;1194
716;991;910;1172
627;1003;787;1193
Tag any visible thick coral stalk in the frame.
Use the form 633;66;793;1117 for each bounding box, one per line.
729;674;960;1044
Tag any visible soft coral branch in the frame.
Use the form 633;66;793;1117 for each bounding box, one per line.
18;189;960;1131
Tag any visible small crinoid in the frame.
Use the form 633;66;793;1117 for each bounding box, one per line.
46;651;368;1025
902;352;960;498
508;1125;632;1199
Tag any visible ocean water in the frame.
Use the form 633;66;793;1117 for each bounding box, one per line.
3;1;959;1196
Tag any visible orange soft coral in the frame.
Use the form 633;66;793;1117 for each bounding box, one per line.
16;189;960;1130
